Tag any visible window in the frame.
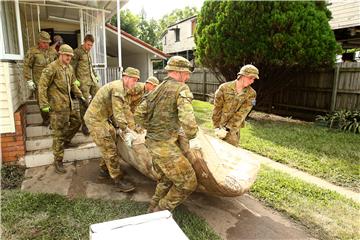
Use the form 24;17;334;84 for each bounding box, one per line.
164;35;167;45
175;29;180;42
0;0;24;60
191;19;197;36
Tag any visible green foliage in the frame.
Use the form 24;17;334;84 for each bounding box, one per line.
316;110;360;134
251;166;360;240
1;165;25;189
138;9;161;48
195;1;338;101
158;7;198;34
1;190;221;240
109;9;140;36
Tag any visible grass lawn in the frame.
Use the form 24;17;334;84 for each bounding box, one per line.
193;100;360;191
251;166;360;240
1;190;221;240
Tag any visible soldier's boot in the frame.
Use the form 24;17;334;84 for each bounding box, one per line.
54;160;66;174
41;120;50;127
147;201;159;213
64;141;78;148
97;168;110;180
114;177;136;193
152;205;166;213
81;125;90;136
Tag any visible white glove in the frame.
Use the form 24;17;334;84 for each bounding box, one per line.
124;129;137;148
215;127;228;139
189;138;201;150
27;80;36;90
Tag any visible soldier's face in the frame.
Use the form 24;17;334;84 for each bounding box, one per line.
38;41;49;49
123;76;138;89
241;76;256;87
145;82;156;92
83;41;93;51
60;54;72;65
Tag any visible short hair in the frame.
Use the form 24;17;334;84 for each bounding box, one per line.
84;34;94;43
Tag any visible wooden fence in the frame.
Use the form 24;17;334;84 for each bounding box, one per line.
155;62;360;119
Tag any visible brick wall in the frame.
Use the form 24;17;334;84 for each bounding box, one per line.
1;105;26;164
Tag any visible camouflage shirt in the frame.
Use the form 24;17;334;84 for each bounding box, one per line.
212;80;256;130
128;82;146;113
38;59;83;112
84;80;135;130
135;76;198;141
23;47;58;85
71;46;97;85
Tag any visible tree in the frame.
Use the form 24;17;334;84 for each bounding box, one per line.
138;9;160;47
159;7;199;34
109;9;140;36
195;1;338;103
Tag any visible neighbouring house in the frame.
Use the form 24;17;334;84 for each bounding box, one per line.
0;0;167;166
161;15;197;62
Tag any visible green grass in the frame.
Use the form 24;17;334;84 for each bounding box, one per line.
1;190;221;240
1;165;26;189
251;166;360;240
192;100;360;191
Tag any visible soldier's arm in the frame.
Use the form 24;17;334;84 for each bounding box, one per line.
134;98;148;128
123;99;136;130
177;86;198;140
70;67;84;99
23;50;35;81
38;66;54;108
226;90;256;130
112;92;129;131
70;49;79;75
212;85;224;128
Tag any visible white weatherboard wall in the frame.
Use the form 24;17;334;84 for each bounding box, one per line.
162;17;196;54
0;62;28;134
328;1;360;29
122;53;151;82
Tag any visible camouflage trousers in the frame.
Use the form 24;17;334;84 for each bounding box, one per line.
224;128;240;146
85;119;123;179
50;109;81;161
35;88;49;124
79;83;99;127
146;138;197;211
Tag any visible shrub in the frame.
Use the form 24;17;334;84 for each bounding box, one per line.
316;110;360;133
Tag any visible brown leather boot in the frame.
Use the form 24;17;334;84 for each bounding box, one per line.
54;160;66;174
113;177;136;193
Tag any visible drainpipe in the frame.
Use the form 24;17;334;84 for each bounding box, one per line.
117;0;122;78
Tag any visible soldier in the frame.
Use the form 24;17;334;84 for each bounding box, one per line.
23;31;58;126
128;76;159;113
50;34;64;52
71;34;100;136
212;64;258;146
38;44;86;174
135;56;198;212
84;67;140;192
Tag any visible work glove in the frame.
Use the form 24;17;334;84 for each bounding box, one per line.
189;138;201;150
74;79;81;87
79;96;89;108
134;124;145;134
95;75;100;83
124;128;137;148
215;127;228;139
41;106;51;113
27;80;36;90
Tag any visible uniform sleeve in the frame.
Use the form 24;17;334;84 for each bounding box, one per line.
70;70;83;99
226;90;256;130
212;85;224;128
38;66;54;108
112;92;130;130
23;50;35;82
177;86;198;140
71;49;80;76
134;98;148;128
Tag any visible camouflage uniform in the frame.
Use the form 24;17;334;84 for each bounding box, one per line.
38;48;83;163
212;65;258;146
84;68;139;180
23;31;58;124
128;82;145;113
135;56;198;211
71;45;100;128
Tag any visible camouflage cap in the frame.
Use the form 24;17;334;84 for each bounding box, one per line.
58;44;74;56
238;64;259;79
123;67;140;79
38;31;52;43
165;56;192;73
145;76;159;86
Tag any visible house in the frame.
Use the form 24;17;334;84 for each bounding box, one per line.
161;15;197;62
0;0;167;166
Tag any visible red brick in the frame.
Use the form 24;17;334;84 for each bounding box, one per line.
15;113;21;121
3;156;17;162
0;136;16;143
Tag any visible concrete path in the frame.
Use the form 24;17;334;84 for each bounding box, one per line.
22;159;314;240
244;149;360;203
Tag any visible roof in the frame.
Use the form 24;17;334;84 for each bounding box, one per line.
167;15;197;29
106;23;169;60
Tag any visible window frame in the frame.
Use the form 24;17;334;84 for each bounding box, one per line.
0;0;24;61
175;28;180;42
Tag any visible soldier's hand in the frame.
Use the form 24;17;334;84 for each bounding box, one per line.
215;127;227;139
74;80;81;87
189;138;201;150
27;80;36;90
95;75;100;83
41;106;51;113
